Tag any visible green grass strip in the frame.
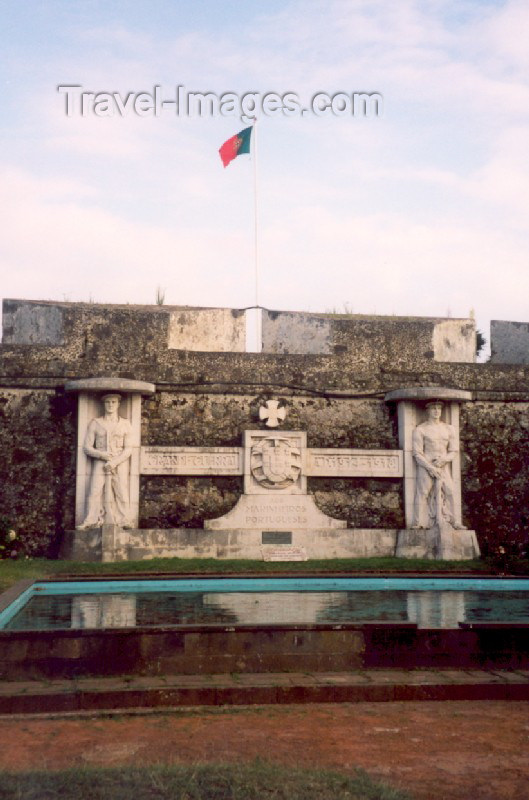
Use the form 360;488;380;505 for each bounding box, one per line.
0;556;489;592
0;762;411;800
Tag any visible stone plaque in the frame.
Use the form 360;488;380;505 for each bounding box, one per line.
262;531;293;545
306;449;403;477
140;447;243;475
262;546;308;562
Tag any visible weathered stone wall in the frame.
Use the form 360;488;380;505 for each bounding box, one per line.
0;388;77;555
490;320;529;364
460;401;529;553
2;299;246;354
1;299;528;557
261;309;476;363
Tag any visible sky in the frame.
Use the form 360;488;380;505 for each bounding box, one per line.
1;0;528;355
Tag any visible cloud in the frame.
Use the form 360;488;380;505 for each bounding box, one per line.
1;0;528;347
0;166;254;308
259;202;529;326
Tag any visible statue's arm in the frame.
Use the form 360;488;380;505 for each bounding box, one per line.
442;425;458;464
412;426;439;476
83;420;107;460
412;426;429;468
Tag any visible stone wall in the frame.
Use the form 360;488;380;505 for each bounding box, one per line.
0;388;77;555
2;299;246;354
1;299;528;557
261;309;476;363
460;401;529;552
490;320;529;364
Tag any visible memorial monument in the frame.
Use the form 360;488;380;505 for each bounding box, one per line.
2;298;527;563
62;386;478;562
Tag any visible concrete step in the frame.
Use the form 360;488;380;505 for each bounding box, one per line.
0;669;528;716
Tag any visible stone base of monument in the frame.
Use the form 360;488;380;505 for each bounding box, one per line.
395;525;480;561
62;525;480;563
61;527;400;562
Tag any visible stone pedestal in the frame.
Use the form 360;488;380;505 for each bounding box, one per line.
61;526;399;562
61;528;102;561
396;525;480;560
101;524;119;563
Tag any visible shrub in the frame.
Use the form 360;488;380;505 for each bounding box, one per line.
0;515;19;560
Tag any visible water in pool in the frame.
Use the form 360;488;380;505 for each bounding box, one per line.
2;577;529;630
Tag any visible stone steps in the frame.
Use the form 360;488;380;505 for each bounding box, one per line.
1;669;528;716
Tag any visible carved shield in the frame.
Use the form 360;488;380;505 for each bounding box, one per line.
251;437;301;489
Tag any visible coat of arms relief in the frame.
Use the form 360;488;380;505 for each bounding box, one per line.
250;436;302;490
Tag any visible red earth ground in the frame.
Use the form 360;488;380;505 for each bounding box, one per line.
0;701;528;800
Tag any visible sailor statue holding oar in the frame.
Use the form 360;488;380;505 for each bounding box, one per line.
77;393;133;530
411;400;466;530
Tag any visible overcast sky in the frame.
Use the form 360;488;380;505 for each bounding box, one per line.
1;0;528;353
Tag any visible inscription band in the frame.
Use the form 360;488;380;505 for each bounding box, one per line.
306;449;403;477
141;447;243;475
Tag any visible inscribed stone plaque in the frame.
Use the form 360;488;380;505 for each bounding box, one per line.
205;493;346;530
262;546;308;562
306;449;403;477
262;531;293;545
140;447;243;475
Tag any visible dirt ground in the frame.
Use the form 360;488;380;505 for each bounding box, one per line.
0;701;528;800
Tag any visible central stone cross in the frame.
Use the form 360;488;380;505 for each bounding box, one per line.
258;399;287;428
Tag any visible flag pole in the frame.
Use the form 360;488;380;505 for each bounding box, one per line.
252;119;260;350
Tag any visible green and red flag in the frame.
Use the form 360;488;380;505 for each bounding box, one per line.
219;126;252;167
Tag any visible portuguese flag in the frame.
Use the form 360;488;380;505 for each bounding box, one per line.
219;126;252;167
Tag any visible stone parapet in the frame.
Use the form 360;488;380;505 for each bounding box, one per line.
261;309;476;363
490;320;529;364
2;298;245;354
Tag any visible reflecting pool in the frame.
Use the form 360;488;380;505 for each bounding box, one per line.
1;577;528;631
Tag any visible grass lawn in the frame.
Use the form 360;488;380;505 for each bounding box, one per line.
0;762;411;800
0;555;490;593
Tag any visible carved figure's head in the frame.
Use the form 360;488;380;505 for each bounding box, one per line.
425;400;443;421
101;393;121;414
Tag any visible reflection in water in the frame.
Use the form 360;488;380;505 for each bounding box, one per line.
71;595;137;628
135;592;237;627
202;592;345;625
407;591;466;628
315;591;408;625
4;589;529;631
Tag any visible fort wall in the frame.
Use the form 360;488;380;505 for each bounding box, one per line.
1;299;527;558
